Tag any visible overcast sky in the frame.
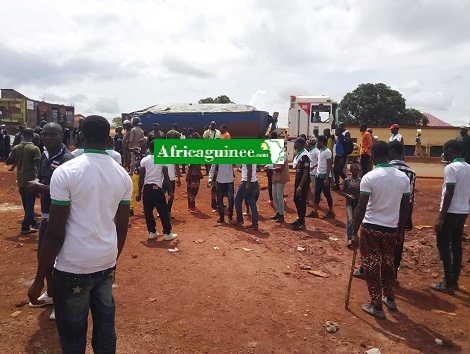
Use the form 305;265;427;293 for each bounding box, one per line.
2;0;469;127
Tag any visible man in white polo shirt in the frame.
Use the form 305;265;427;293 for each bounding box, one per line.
431;140;470;294
351;141;410;319
136;142;177;240
27;115;132;353
308;135;335;219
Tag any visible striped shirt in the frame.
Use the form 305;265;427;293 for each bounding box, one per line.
208;164;234;184
391;159;416;202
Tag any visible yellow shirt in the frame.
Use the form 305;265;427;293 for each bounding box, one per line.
327;137;334;153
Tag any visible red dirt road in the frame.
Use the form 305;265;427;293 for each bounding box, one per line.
0;162;469;354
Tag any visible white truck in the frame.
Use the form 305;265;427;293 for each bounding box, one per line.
286;95;338;161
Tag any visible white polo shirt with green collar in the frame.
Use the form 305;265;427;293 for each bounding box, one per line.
316;146;332;177
440;158;470;214
360;163;411;228
50;149;132;274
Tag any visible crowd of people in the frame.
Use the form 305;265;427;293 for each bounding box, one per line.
1;115;469;351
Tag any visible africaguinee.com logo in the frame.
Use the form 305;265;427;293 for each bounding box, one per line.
153;139;285;164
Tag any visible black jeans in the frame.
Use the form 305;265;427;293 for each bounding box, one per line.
143;184;171;235
162;180;176;214
360;153;370;177
333;154;347;188
294;187;308;225
406;202;414;230
266;169;273;201
217;182;234;221
314;176;333;207
436;213;467;287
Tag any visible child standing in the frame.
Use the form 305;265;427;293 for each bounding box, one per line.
343;163;361;245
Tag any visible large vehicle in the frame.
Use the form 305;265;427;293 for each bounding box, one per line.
286;95;338;161
123;103;277;138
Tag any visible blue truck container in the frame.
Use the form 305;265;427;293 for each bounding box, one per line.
123;103;274;138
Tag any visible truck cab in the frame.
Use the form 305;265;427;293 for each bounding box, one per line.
286;95;338;161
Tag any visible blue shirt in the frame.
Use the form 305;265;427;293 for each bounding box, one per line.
335;136;344;155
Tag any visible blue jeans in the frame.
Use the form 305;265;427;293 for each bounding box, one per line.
18;187;37;231
234;181;259;226
217;182;234;221
272;183;285;215
53;267;117;354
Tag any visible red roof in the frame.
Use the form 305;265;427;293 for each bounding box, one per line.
424;112;453;127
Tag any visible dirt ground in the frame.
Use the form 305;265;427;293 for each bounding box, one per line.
0;161;469;354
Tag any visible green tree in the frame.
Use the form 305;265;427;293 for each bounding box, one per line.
198;95;233;104
198;97;214;103
339;83;408;126
110;116;122;129
403;108;429;126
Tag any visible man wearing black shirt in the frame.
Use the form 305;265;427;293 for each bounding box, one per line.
292;137;310;231
26;123;74;319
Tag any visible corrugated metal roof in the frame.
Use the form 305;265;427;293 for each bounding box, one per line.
423;112;453;127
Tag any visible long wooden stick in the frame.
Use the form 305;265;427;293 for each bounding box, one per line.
345;249;357;310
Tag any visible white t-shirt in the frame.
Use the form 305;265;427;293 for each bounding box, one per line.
389;133;403;143
316;147;332;176
203;129;222;139
71;148;84;157
309;147;319;176
50;150;132;274
106;149;122;165
360;164;411;228
165;164;176;181
241;164;257;182
440;159;470;214
140;155;164;187
209;164;234;184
